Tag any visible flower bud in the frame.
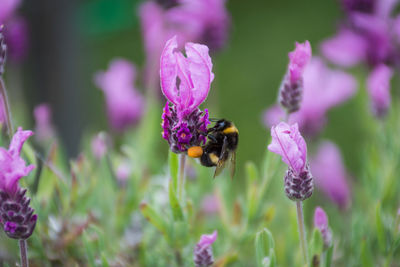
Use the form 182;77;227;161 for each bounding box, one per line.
284;164;313;201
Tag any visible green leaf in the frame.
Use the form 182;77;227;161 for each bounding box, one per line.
360;239;374;267
246;161;259;182
309;229;323;267
169;151;179;192
376;203;386;253
140;202;169;237
324;245;333;267
169;180;184;221
255;228;276;267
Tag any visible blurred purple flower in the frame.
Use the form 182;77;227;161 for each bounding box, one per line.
34;103;54;142
0;127;34;195
313;206;332;248
264;57;357;136
160;36;212;153
0;0;21;24
367;64;393;118
311;141;351;209
3;17;28;62
94;59;145;132
268;122;307;174
279;41;312;114
193;230;217;267
116;162;132;184
139;0;229;88
323;0;399;68
201;194;220;214
91;132;108;161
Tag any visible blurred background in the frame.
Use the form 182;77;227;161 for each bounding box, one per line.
9;0;365;175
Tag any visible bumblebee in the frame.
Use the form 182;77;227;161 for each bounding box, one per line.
187;119;238;178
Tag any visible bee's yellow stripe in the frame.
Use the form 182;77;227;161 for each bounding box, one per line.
222;125;238;134
209;153;219;165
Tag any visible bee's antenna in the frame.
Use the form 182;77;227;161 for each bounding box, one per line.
209;118;220;122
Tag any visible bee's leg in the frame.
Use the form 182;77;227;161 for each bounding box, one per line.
207;134;218;143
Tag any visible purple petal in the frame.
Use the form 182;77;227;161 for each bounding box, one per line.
288;41;312;85
197;230;218;250
160;36;179;105
320;29;367;67
314;206;329;230
268;122;307;173
311;141;351;208
8;127;33;158
0;0;21;24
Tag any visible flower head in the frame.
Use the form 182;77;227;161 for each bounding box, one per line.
91;132;108;160
279;41;312;113
193;230;217;267
0;26;6;76
34;103;54;142
160;36;212;152
265;58;357;136
313;206;332;249
3;17;28;62
95;59;145;132
367;64;393;117
0;0;21;24
0;128;34;195
268;122;307;174
311;141;351;209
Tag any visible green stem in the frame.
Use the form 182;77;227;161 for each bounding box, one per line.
177;154;187;202
0;77;14;139
296;201;308;265
19;239;28;267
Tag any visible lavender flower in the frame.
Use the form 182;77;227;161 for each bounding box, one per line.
279;41;312;114
367;64;393;118
160;36;213;153
34;103;55;142
314;207;332;249
268;122;313;201
91;132;108;161
201;194;220;215
0;25;7;76
264;57;357;136
311;141;351;209
0;127;37;240
193;230;217;267
3;17;28;62
94;59;145;132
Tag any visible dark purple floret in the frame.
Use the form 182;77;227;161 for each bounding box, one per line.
0;188;37;240
193;243;214;267
162;102;209;153
284;164;313;201
279;75;303;114
0;26;7;76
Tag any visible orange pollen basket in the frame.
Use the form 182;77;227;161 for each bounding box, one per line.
187;146;203;158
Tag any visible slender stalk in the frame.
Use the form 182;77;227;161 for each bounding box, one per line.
19;239;29;267
296;201;308;265
177;154;187;202
0;77;14;139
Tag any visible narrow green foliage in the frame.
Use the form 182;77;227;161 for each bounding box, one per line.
169;180;184;221
376;203;387;253
308;229;323;267
324;245;333;267
140;202;169;237
255;228;276;267
169;151;179;191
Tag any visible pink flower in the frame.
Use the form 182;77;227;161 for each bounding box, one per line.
116;162;131;183
194;230;217;267
94;59;145;132
268;122;307;174
288;41;312;85
314;206;328;230
201;194;220;214
264;58;357;136
311;141;351;208
0;127;35;195
367;64;393;117
160;36;212;152
313;206;332;248
0;0;21;24
91;133;108;160
34;103;54;142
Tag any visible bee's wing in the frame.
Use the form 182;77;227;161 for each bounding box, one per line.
229;151;236;179
213;136;228;178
